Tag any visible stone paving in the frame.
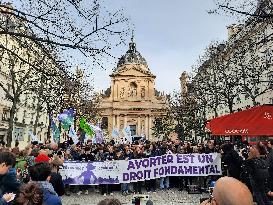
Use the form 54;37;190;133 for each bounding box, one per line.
61;189;209;205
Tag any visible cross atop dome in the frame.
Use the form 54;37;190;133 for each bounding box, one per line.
129;30;136;52
115;31;150;72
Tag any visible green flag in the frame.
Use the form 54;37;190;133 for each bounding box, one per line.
80;117;95;137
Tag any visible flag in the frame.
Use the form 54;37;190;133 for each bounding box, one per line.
123;126;132;143
58;108;74;131
126;135;132;143
28;131;38;142
91;125;104;144
112;128;119;138
80;117;95;137
123;126;131;136
92;136;97;144
69;126;79;144
51;119;60;142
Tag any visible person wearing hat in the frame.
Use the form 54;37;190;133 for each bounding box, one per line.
34;153;65;197
34;154;51;164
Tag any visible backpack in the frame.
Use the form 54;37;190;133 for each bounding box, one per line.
252;158;269;181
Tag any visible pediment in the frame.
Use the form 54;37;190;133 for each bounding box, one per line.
112;65;155;77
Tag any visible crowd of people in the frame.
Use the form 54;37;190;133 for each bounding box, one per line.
0;137;273;205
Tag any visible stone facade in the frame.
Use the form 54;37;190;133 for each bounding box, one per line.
99;38;167;141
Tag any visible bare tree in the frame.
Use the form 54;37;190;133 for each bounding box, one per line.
0;49;51;146
0;1;129;71
0;0;129;145
212;0;273;20
151;109;174;140
235;37;272;106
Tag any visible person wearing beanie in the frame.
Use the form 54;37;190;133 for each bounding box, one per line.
34;154;50;164
34;153;65;197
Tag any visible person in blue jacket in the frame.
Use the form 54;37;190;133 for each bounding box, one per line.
29;162;62;205
0;151;17;205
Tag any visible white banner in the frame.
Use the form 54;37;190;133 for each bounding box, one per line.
60;153;222;185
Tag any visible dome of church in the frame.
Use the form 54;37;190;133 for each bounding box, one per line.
116;37;150;71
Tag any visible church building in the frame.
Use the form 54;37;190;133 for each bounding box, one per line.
99;37;167;140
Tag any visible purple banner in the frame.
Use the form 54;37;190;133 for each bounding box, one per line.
60;153;222;185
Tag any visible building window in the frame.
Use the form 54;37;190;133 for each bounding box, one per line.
245;94;250;100
13;128;24;141
101;117;108;130
2;109;9;121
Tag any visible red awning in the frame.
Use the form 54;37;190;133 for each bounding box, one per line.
206;105;273;136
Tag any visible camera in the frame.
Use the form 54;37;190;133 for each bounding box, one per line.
132;195;150;205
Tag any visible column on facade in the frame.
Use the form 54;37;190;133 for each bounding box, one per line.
137;81;141;101
145;82;148;101
115;81;119;101
116;115;120;130
111;79;115;101
147;80;150;100
112;115;116;130
145;115;149;139
148;80;153;100
149;115;153;140
124;115;127;127
137;116;141;135
124;80;128;101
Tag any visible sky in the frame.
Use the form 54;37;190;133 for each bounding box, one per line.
91;0;236;94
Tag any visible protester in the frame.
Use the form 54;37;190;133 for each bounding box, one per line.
6;134;273;204
245;146;271;205
0;141;7;152
205;140;216;154
12;141;20;156
221;143;242;180
50;158;65;197
257;141;268;158
0;151;18;205
15;182;43;205
266;140;273;193
200;177;253;205
145;144;158;193
29;162;62;205
132;145;145;194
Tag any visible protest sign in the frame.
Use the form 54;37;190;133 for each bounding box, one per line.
60;153;222;185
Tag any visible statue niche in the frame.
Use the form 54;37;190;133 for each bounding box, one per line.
128;82;137;98
141;86;145;99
